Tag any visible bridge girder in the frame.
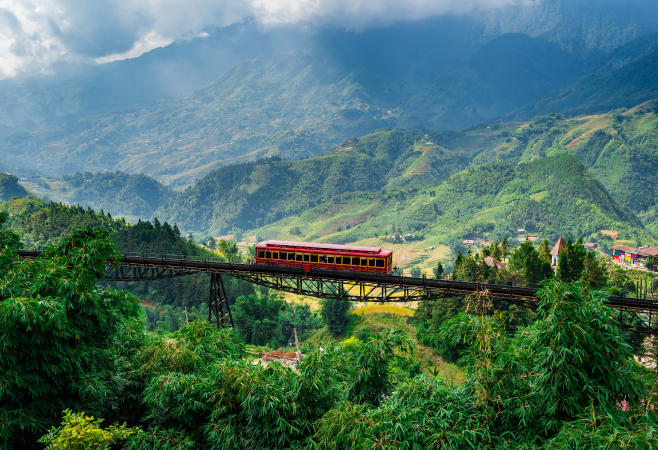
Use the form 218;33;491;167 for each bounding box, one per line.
104;265;197;281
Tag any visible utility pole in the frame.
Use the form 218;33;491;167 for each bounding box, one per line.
294;328;301;364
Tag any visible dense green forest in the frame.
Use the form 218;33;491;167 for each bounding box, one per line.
1;219;656;449
0;197;256;312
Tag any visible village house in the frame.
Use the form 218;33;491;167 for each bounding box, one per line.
550;237;566;267
611;245;658;270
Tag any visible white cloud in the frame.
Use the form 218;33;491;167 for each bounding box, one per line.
253;0;534;29
93;31;173;64
0;0;536;79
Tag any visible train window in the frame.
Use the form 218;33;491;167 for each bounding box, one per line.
320;255;327;263
328;256;334;264
304;254;310;262
335;256;342;264
273;252;279;259
258;250;264;258
311;254;319;263
352;257;360;265
376;259;385;267
265;251;271;258
296;253;303;262
288;252;295;261
361;258;368;266
368;259;375;267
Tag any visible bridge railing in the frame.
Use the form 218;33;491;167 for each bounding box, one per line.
120;251;228;263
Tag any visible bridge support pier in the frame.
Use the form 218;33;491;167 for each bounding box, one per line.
208;273;234;328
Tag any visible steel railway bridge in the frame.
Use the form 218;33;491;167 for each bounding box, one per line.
16;250;658;334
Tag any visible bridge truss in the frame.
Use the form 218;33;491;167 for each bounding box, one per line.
16;250;658;334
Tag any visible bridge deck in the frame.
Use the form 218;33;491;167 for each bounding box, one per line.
16;249;658;312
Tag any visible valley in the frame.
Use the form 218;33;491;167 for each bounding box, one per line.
13;101;658;277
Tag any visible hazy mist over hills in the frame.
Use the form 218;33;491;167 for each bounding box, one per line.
0;22;308;130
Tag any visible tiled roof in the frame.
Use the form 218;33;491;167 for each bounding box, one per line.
612;245;658;257
550;237;566;256
484;256;508;270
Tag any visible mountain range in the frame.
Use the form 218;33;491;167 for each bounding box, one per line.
4;1;658;187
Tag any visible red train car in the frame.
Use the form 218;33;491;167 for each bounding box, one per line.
255;240;394;274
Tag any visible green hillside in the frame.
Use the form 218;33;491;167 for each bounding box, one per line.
246;153;649;274
155;104;658;238
15;102;658;257
155;129;477;233
0;174;30;202
19;171;174;219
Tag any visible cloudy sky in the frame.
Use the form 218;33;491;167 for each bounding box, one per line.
0;0;537;79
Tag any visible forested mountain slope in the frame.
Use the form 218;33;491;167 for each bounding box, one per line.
404;33;583;128
480;0;658;55
155;129;479;233
513;32;658;119
154;104;658;237
501;103;658;221
20;171;174;219
21;103;658;248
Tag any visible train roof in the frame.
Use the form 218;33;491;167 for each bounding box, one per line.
257;240;387;254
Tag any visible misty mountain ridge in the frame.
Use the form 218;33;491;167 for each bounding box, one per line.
2;1;658;187
511;32;658;119
0;22;307;132
0;31;605;185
